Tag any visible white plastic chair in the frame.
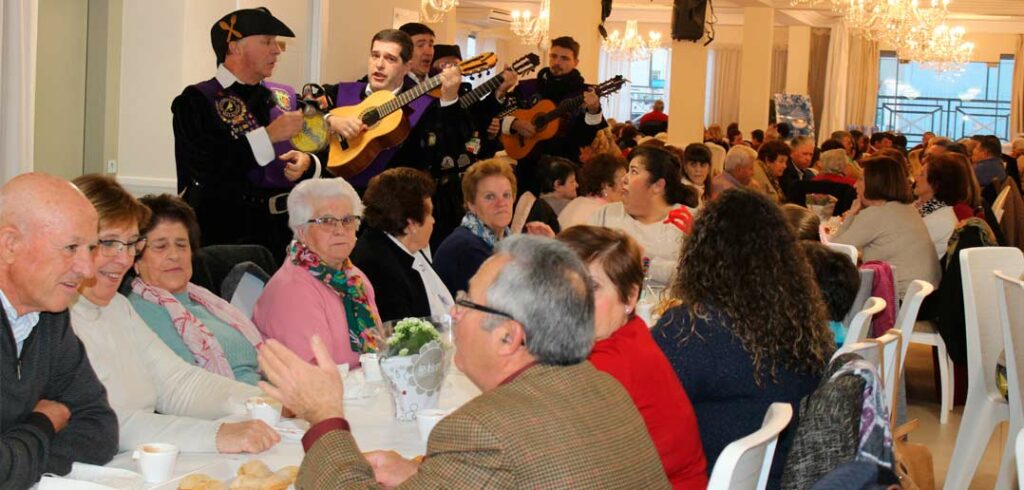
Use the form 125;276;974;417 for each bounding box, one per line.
834;331;902;422
995;270;1024;489
707;403;793;490
510;191;536;235
895;280;935;378
826;242;859;265
908;319;954;424
841;297;886;349
993;184;1011;224
708;143;726;178
944;247;1024;490
228;272;266;319
1017;428;1024;490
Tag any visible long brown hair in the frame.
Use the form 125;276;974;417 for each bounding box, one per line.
665;188;833;383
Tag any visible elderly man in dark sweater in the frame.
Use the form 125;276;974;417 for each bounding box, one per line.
0;173;118;488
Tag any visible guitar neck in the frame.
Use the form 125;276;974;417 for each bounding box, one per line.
537;94;585;126
460;73;506;109
376;75;443;117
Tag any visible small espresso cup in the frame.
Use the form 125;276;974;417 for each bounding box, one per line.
359;353;381;382
416;408;451;443
245;396;282;427
131;443;179;482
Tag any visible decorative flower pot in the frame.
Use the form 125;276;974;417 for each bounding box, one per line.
380;340;450;421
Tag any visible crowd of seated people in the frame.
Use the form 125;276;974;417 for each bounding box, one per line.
9;24;1024;485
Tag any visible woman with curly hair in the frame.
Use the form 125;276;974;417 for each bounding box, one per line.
652;188;834;488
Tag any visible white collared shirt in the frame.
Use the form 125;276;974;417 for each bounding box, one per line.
215;65;321;178
386;234;454;319
0;289;40;356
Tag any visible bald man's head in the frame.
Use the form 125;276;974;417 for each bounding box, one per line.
0;173;97;315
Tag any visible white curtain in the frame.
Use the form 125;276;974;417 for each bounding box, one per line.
0;0;37;181
705;44;742;127
845;36;879;128
1012;34;1024;138
661;49;672;116
771;47;788;98
819;20;850;145
598;48;632;123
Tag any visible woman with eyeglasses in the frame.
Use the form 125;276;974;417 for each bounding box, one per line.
129;194;265;384
253;178;380;367
70;174;279;454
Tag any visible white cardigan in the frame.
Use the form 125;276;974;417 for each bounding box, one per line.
588;202;689;289
922;205;957;259
70;294;261;452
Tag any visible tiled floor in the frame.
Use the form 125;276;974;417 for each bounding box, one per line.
905;344;1007;489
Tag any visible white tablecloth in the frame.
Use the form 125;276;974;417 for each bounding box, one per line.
104;370;480;489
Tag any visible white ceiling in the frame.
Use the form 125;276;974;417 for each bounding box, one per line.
458;0;1024;29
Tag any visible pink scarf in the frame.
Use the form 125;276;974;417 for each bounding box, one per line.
131;277;263;379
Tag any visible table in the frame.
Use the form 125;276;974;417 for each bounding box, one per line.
106;370;480;488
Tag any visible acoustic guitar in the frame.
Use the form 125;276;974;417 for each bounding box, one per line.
500;75;627;160
326;52;497;178
458;53;541;109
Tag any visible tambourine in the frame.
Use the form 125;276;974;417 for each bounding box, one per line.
290;83;331;152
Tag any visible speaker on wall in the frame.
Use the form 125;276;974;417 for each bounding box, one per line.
672;0;711;42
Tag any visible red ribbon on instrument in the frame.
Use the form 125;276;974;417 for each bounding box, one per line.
664;207;694;234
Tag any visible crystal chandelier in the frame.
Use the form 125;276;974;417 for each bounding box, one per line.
420;0;458;23
511;0;550;47
913;25;975;72
603;20;663;61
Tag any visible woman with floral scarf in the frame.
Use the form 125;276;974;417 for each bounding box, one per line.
252;178;381;367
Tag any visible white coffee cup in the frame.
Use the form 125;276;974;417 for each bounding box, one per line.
245;396;281;427
131;443;179;482
416;408;451;443
360;353;381;382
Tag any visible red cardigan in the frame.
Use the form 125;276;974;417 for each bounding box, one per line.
589;316;708;489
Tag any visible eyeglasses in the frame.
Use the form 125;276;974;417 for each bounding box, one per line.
96;237;147;257
307;215;362;231
453;290;516;322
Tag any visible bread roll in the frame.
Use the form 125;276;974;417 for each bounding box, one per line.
258;474;291;490
178;473;215;489
273;466;299;483
229;474;265;490
237;460;273;478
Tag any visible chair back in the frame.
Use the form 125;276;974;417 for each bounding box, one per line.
1017;428;1024;489
993;183;1011;223
834;331;902;424
996;271;1024;432
894;280;935;375
510;191;536;235
826;242;859;265
961;247;1024;402
708;143;726;178
707;402;793;490
842;296;886;349
842;269;875;328
228;271;267;319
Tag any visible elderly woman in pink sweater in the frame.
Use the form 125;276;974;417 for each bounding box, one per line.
253;178;380;367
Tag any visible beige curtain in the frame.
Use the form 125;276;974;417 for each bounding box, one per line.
1012;34;1024;138
771;46;788;97
820;20;850;145
705;44;742;127
808;28;831;134
0;0;37;180
846;37;880;128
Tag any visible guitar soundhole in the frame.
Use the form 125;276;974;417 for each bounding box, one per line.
362;109;380;127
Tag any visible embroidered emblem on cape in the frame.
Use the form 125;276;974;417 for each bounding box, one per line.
215;94;256;139
271;88;291;111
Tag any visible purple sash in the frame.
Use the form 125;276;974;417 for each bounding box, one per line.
335;82;435;188
193;78;297;189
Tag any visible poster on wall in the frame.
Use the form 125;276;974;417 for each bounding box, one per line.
393;8;420;28
772;93;816;139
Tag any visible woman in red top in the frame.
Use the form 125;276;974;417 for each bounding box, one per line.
558;225;707;489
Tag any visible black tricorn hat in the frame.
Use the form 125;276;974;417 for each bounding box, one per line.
211;7;295;64
432;44;463;63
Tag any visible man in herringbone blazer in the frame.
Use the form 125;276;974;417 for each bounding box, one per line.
259;235;671;489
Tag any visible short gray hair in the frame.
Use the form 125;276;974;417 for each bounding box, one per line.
287;178;364;234
723;145;757;172
791;135;816;150
819;149;848;175
486;235;594;365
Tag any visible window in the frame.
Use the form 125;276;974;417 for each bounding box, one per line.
875;52;1015;146
628;49;669;121
466;34;476;57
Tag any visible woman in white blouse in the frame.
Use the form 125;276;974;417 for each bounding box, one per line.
589;146;698;289
69;174;279;454
350;168;454;323
913;153;964;259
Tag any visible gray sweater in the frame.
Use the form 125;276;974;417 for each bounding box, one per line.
832;201;942;297
0;308;118;489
